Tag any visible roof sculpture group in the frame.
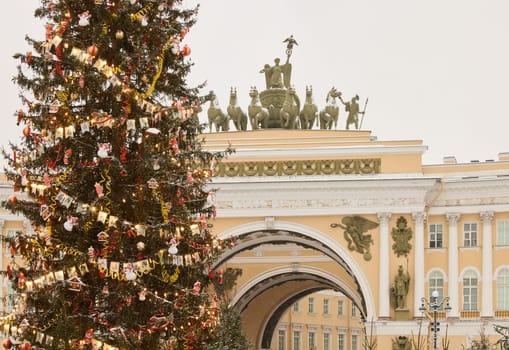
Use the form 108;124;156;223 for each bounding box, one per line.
204;35;368;132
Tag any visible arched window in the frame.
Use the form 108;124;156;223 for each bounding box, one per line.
429;270;445;310
462;270;478;311
496;267;509;310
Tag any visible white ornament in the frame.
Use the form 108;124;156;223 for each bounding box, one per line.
78;11;91;26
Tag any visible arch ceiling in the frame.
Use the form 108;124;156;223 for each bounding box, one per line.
212;221;376;348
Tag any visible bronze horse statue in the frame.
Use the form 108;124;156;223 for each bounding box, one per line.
280;87;300;129
299;85;318;129
206;91;229;132
319;87;341;129
248;87;270;130
227;87;248;131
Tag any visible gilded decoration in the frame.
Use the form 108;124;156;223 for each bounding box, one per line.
204;35;368;131
390;264;410;310
215;158;381;177
391;336;411;350
331;215;379;261
391;216;413;258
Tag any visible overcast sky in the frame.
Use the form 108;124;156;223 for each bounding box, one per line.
3;1;509;165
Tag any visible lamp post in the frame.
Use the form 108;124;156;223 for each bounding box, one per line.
419;290;451;350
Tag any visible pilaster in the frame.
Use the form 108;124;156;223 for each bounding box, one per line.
446;213;460;318
480;211;494;318
377;212;392;319
412;212;426;317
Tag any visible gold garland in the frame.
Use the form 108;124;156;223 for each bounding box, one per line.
98;258;159;281
153;188;169;223
49;169;69;217
39;309;64;332
161;266;180;283
130;3;154;21
141;36;174;99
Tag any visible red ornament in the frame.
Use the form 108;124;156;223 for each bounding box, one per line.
181;44;191;56
2;338;12;349
87;44;98;57
22;126;31;138
8;195;16;203
18;341;31;350
25;51;33;65
180;27;189;39
18;272;26;289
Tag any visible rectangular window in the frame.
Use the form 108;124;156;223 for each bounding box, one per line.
308;297;315;313
497;220;509;246
351;304;357;317
308;332;316;350
463;222;478;247
293;302;299;313
351;334;358;350
293;331;301;350
338;334;345;350
497;269;509;310
323;333;330;350
337;300;344;316
429;223;443;248
323;299;330;315
278;330;286;350
463;273;478;311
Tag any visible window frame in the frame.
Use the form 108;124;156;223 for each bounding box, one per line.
463;222;478;247
496;220;509;246
429;223;443;249
496;267;509;310
338;333;345;350
293;330;301;350
323;298;330;315
337;300;344;316
429;270;445;310
278;329;286;350
308;297;315;314
462;270;478;311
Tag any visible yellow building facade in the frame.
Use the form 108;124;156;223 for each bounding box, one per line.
202;129;509;349
2;129;509;349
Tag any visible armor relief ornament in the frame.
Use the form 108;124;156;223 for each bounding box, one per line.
391;216;413;258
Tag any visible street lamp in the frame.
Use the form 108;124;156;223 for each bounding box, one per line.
419;290;451;350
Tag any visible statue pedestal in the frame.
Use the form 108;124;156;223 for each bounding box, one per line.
395;308;409;321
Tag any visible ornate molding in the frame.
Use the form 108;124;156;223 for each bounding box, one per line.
215;158;381;177
480;211;495;223
446;213;461;224
377;212;392;225
412;212;427;224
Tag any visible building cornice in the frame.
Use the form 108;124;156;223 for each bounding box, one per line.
212;177;439;217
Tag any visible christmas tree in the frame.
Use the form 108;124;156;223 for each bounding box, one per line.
2;0;231;349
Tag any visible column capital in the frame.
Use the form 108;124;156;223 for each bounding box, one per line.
446;213;461;225
412;212;427;224
480;211;495;223
377;212;392;225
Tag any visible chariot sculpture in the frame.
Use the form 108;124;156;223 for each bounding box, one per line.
205;36;368;132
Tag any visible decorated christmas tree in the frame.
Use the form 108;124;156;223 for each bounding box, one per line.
1;0;231;349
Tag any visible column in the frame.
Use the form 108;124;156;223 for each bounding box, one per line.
480;211;494;318
377;212;391;319
412;212;426;317
446;213;460;318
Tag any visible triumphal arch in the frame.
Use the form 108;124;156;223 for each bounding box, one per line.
201;38;509;349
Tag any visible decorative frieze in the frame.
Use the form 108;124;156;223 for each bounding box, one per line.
215;158;381;177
